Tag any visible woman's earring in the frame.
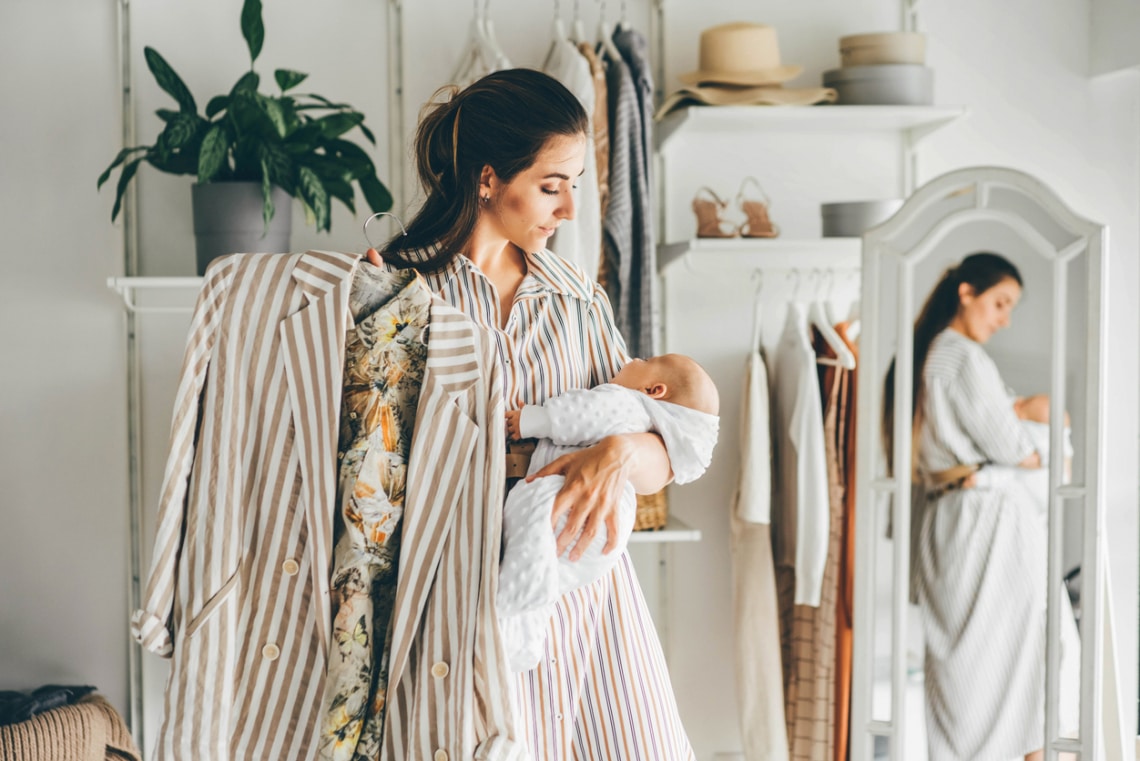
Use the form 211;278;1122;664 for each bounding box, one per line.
480;194;490;205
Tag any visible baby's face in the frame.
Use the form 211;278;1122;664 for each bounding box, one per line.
612;357;667;395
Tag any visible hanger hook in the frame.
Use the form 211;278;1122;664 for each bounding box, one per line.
787;269;801;301
824;269;836;302
364;211;407;250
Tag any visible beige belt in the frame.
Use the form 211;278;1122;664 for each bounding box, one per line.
924;463;981;494
505;440;536;480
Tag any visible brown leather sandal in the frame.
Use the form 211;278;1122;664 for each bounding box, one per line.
692;187;738;238
737;177;780;238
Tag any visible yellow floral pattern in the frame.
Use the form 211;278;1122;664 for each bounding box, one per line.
318;267;431;761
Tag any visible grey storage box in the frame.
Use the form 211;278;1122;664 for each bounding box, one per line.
821;200;904;237
822;64;933;105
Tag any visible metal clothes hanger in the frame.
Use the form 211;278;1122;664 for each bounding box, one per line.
362;211;407;259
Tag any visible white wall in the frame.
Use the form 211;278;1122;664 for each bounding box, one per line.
0;0;130;712
1;0;1135;758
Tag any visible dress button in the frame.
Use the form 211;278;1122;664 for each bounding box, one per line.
349;411;358;419
431;661;449;679
282;558;299;576
262;643;280;661
555;713;562;720
434;750;447;761
337;452;344;460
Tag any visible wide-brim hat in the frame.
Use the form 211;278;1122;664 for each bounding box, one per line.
679;22;803;87
655;83;837;120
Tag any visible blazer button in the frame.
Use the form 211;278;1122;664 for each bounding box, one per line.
430;661;449;679
434;750;447;761
262;643;280;661
282;558;300;576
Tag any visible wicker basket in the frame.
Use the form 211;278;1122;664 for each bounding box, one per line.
633;488;668;531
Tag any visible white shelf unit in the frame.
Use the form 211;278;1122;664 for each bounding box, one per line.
656;104;969;152
629;516;701;543
658;237;862;275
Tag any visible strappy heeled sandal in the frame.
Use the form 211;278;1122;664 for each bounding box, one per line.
692;187;739;238
736;177;780;238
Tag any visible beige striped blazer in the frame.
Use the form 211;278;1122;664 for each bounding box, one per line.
131;251;525;761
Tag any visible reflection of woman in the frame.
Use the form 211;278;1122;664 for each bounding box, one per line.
368;69;693;758
887;253;1053;761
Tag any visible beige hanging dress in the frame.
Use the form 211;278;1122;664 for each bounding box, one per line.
778;329;850;761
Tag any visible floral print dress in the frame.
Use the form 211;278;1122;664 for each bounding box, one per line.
318;265;432;761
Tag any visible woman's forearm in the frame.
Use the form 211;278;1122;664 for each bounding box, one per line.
610;432;673;494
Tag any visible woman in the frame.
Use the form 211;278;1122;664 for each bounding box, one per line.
887;252;1059;761
367;69;692;760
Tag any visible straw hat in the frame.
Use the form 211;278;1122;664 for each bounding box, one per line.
655;83;837;120
679;23;803;87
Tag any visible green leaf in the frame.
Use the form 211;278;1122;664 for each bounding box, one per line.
198;124;228;183
297;93;350;109
110;156;144;221
230;71;260;96
259;142;293;190
144;47;196;114
260;158;275;232
298;166;329;232
322;176;356;214
274;69;308;92
315;112;364;139
357;122;376;145
257;95;288;138
155;108;180;123
205;95;230;118
163;113;202;149
358;173;393;214
241;0;265;65
97;145;148;189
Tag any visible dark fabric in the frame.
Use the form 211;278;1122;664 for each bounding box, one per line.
0;686;96;727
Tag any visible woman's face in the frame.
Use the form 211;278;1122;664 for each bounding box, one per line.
482;133;586;254
955;276;1022;343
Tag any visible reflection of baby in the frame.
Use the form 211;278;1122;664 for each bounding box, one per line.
498;354;720;672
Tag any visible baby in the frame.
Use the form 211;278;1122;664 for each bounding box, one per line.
498;353;720;672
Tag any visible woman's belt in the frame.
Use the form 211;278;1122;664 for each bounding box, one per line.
505;440;536;480
924;463;981;494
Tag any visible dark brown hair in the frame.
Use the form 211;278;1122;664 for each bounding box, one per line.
882;252;1023;471
382;68;588;271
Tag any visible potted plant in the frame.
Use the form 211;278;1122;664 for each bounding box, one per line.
98;0;392;274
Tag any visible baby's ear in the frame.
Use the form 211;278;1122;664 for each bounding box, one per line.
646;383;668;399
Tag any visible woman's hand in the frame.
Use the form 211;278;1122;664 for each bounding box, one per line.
527;433;670;561
505;409;522;441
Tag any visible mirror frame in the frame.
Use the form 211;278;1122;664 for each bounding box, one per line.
850;166;1108;761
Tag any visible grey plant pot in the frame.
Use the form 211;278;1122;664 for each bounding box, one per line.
191;182;292;275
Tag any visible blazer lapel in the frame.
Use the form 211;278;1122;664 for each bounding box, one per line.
385;299;484;691
279;250;361;657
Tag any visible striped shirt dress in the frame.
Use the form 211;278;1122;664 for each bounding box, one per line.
914;329;1044;761
406;245;695;760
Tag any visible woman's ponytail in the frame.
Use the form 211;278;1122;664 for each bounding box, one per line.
883;252;1023;472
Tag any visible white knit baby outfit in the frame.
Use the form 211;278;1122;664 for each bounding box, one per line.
498;383;719;672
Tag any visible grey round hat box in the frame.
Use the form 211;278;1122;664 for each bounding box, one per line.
821;200;904;237
822;64;933;105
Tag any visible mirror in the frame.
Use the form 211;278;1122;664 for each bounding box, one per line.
850;167;1110;761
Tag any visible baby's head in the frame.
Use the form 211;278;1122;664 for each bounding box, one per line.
611;354;719;415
